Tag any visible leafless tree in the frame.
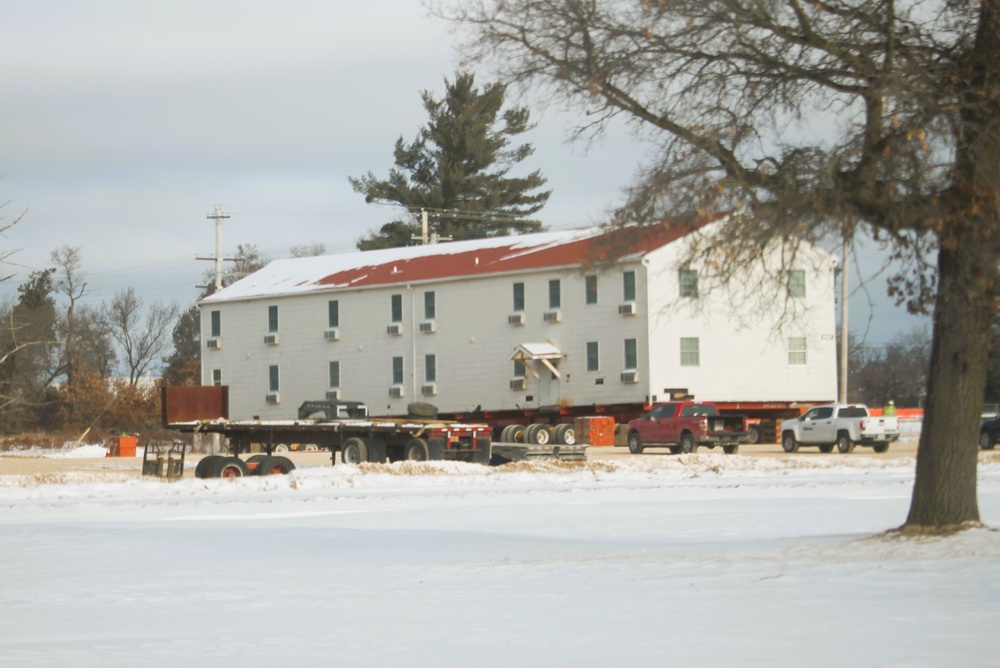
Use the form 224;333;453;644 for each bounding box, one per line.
290;242;327;258
103;288;180;386
443;0;1000;531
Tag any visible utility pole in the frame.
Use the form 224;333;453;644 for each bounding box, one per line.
839;231;850;403
411;209;451;245
196;205;232;292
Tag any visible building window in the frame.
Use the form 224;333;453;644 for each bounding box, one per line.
424;291;435;320
680;337;700;366
425;354;437;383
788;270;806;298
210;310;221;338
679;268;699;298
624;338;638;369
267;305;278;333
513;282;525;311
328;300;339;328
329;361;340;388
549;279;561;309
586;342;600;372
269;365;280;392
513;360;526;378
789;337;807;365
212;369;222;386
392;356;404;385
623;270;636;302
391;294;403;323
585;275;598;305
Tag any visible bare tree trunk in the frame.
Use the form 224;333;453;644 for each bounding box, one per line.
905;241;990;530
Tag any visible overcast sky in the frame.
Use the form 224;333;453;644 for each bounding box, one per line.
0;0;927;346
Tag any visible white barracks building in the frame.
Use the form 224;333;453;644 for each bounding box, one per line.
199;222;838;419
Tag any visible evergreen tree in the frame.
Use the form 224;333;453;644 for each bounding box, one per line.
349;71;551;250
163;306;201;387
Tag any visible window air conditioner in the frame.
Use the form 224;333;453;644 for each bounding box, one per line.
264;334;280;345
543;310;562;323
419;321;436;334
389;386;404;398
421;383;438;396
619;302;637;316
324;328;340;341
510;377;526;391
387;323;403;336
265;393;281;404
206;338;222;350
326;389;341;401
620;370;638;384
508;313;525;326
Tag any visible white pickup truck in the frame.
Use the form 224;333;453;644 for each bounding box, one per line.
780;403;900;454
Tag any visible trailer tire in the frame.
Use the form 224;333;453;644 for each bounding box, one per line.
680;432;696;454
836;432;855;453
255;455;295;476
405;438;430;461
781;432;800;453
627;431;644;454
407;402;438;419
303;443;319;452
272;443;290;454
872;441;890;453
342;438;369;465
524;424;550;445
554;423;575;445
510;424;527;443
211;456;249;478
500;425;516;443
195;455;222;479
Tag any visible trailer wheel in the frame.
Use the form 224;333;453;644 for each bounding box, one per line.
524;424;550;445
818;444;834;453
723;444;739;454
273;443;290;454
303;443;319;452
627;431;644;454
872;441;890;453
256;455;295;476
342;438;369;465
500;425;515;443
680;432;696;454
195;455;222;479
836;432;855;454
554;423;575;445
211;456;249;478
781;432;800;453
510;424;527;443
405;438;430;461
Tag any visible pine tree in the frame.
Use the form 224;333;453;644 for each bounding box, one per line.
350;71;551;250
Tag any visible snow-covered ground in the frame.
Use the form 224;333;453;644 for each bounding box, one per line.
1;453;998;667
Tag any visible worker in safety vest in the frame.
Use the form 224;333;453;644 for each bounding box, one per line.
884;400;897;416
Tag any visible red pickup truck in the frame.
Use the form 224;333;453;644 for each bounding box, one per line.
626;401;749;455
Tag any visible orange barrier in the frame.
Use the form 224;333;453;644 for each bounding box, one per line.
107;435;137;457
574;416;616;447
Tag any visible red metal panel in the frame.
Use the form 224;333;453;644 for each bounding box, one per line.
161;386;229;425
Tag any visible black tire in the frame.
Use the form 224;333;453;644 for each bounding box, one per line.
723;444;739;455
510;424;527;443
554;423;576;445
836;433;855;454
819;444;834;453
627;431;644;454
303;443;319;452
405;438;430;461
255;455;296;476
195;455;223;479
668;445;682;455
246;454;266;466
781;433;800;453
272;443;290;454
524;424;551;445
680;432;696;454
745;426;760;445
500;425;515;443
872;441;889;454
342;437;369;465
980;432;995;451
407;402;438;419
210;456;249;478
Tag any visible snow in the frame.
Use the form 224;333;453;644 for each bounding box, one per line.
1;453;998;667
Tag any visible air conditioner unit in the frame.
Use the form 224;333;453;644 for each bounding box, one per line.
324;328;340;341
264;334;280;345
620;370;639;384
543;310;562;323
265;392;281;404
389;385;405;398
206;338;222;350
419;320;436;334
421;383;438;396
387;323;403;336
619;302;637;316
510;377;526;391
326;389;341;401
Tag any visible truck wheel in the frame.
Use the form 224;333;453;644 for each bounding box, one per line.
405;438;430;461
195;455;222;479
272;443;289;454
872;442;889;453
211;456;249;478
255;456;295;476
745;426;760;444
524;424;550;445
781;433;799;453
680;433;696;454
668;445;682;454
554;423;575;445
510;424;527;443
627;432;644;454
818;444;834;453
723;444;739;455
342;437;369;464
499;425;514;443
303;443;319;452
980;432;994;450
836;433;855;454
